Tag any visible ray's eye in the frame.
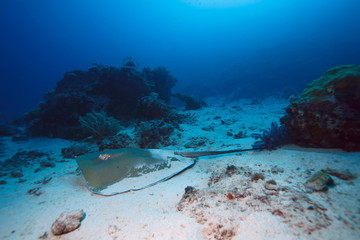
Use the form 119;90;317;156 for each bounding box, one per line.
98;153;111;161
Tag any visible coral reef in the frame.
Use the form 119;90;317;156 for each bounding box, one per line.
0;139;4;157
79;110;123;140
121;56;139;69
136;120;176;148
1;150;49;170
0;123;27;141
0;124;20;136
135;93;175;121
172;93;208;110
184;137;210;149
280;64;360;151
61;144;92;159
23;59;182;142
0;150;54;179
97;133;134;151
142;66;177;103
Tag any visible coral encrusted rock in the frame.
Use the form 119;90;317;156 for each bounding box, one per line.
51;209;85;235
305;170;335;192
280;64;360;151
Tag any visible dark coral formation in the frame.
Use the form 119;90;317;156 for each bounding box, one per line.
79;110;123;140
135;93;177;121
0;124;20;137
98;134;133;151
136;120;176;148
325;168;356;181
172;93;208;110
280;64;360;151
251;122;289;150
61;144;92;159
0;150;50;177
0;139;4;157
23;60;182;142
142;67;177;103
184;136;210;149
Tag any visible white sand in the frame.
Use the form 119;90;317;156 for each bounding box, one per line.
0;98;359;240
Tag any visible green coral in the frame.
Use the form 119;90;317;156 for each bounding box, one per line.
298;64;360;103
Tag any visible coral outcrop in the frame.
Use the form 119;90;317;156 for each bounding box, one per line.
136;120;176;148
305;170;335;192
79;110;123;139
251;122;289;150
172;93;208;110
23;60;182;142
281;64;360;151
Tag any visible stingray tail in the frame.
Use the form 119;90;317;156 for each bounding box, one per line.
175;147;264;158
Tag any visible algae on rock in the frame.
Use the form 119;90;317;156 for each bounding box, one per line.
305;170;335;192
281;64;360;151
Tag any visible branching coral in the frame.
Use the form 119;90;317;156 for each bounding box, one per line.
251;122;289;150
79;110;122;139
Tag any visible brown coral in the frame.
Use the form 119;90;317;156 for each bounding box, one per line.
281;64;360;151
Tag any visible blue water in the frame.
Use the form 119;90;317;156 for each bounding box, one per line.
1;0;360;121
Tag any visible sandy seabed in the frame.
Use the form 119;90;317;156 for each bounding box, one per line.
0;98;359;240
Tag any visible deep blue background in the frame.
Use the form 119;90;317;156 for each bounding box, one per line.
1;0;360;121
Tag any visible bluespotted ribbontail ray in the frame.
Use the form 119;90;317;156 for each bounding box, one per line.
76;148;196;196
76;148;262;196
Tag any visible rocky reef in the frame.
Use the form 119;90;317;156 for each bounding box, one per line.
281;64;360;151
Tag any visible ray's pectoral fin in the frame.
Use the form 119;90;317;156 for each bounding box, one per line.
76;148;196;196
